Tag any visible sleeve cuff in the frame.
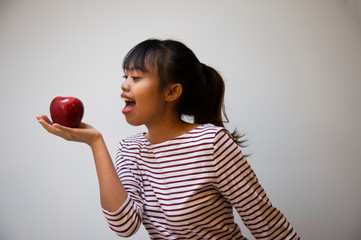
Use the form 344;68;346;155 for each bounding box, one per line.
102;195;132;217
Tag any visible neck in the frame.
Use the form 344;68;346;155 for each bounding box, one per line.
145;115;199;144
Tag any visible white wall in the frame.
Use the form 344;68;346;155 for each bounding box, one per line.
1;1;360;239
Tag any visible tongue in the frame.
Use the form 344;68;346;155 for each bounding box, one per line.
122;102;135;114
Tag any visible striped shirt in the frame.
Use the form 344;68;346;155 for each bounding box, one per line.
103;124;299;239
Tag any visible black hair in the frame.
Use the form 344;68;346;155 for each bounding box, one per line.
123;39;246;147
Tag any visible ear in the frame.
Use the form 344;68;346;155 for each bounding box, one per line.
164;83;183;102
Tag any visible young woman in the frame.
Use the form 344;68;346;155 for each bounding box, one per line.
37;39;299;239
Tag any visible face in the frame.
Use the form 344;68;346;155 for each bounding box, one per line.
121;69;167;127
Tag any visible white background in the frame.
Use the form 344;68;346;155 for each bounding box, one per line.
1;1;361;239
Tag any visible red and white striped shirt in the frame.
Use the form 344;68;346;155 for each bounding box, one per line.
103;124;299;239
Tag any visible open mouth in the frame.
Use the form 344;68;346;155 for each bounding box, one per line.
122;97;136;114
122;97;135;106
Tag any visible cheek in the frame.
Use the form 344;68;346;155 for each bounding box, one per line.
139;94;162;112
137;86;164;106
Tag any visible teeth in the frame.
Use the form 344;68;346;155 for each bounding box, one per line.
122;98;134;102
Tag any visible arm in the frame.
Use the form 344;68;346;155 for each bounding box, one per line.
102;139;144;237
37;115;142;236
36;115;127;211
213;129;300;240
90;134;128;211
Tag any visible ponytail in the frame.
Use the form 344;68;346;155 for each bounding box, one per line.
193;64;223;126
196;64;247;148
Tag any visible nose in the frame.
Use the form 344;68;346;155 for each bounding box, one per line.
121;77;130;91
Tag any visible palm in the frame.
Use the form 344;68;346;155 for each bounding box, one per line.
36;115;101;146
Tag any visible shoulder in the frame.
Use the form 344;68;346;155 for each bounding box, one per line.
196;124;240;154
172;124;232;150
193;123;231;141
118;133;148;151
115;133;149;167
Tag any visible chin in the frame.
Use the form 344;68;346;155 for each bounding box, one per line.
124;116;144;127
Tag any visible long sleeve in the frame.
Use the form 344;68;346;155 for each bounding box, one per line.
213;129;300;240
102;141;144;237
101;126;300;239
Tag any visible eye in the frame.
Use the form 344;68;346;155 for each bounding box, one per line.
131;76;141;81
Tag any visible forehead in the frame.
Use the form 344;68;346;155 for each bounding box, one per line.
124;68;143;75
123;52;159;74
124;61;157;76
123;45;159;71
124;62;148;73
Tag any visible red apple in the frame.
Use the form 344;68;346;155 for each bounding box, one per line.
50;96;84;128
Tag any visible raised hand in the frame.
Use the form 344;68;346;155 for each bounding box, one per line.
36;115;101;146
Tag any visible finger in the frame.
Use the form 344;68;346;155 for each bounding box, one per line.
37;118;66;136
41;115;53;124
37;116;52;129
36;115;53;125
37;116;82;142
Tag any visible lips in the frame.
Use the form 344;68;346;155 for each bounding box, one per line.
121;93;136;114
